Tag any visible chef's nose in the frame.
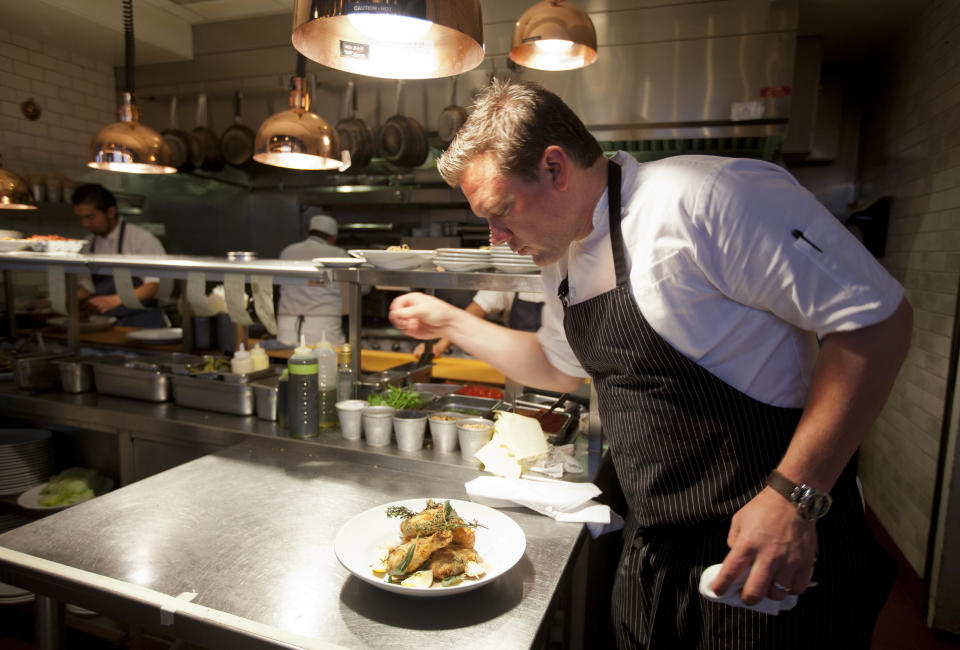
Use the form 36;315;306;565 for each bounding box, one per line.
488;222;512;246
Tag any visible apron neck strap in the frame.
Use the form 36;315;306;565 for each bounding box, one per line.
606;159;627;284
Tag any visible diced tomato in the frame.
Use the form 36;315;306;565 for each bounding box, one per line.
455;384;503;399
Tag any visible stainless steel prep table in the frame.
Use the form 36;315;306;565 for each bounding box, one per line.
0;437;587;649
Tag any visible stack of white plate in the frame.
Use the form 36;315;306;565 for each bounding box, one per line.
0;429;53;497
0;512;34;605
432;248;492;272
490;244;539;274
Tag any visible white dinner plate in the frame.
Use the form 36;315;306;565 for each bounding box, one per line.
493;262;540;274
126;328;183;343
0;240;30;252
16;477;115;511
433;259;493;272
348;249;435;270
334;497;525;597
47;315;117;332
435;248;491;256
313;257;364;268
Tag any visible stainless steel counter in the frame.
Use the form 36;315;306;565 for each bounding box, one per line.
0;437;587;649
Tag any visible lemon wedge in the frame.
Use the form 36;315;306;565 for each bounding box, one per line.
370;547;389;575
400;570;434;588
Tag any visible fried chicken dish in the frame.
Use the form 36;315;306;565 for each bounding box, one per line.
373;499;486;588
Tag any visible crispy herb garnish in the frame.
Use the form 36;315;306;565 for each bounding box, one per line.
390;534;419;576
386;505;418;519
441;574;463;587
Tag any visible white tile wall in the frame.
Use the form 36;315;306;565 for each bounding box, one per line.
0;26;116;190
858;0;960;575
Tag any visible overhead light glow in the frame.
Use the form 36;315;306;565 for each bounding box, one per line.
347;13;433;41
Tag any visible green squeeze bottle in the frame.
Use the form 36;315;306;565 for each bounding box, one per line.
286;335;319;438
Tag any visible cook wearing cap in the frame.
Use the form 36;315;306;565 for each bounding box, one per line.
277;208;350;345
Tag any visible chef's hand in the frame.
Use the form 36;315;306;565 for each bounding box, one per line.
389;292;458;341
86;294;122;314
710;488;817;604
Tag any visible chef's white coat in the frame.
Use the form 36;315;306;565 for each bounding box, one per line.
537;152;904;408
277;236;349;345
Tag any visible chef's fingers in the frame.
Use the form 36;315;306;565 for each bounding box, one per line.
710;546;754;598
411;343;425;359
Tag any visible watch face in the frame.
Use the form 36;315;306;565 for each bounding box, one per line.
797;489;832;520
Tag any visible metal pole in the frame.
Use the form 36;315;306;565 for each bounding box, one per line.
3;270;16;337
65;274;78;352
35;594;64;650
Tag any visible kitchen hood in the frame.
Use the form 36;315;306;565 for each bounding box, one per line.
522;0;798;143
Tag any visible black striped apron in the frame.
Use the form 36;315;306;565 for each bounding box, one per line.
560;160;895;649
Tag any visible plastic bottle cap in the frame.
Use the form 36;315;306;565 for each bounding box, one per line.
293;334;312;356
234;344;250;359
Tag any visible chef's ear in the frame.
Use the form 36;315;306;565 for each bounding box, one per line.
542;146;569;190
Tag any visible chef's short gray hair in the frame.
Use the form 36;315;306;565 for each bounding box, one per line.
437;78;602;186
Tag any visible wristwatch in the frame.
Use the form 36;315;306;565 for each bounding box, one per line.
765;469;833;521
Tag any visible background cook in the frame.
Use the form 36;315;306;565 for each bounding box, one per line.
72;184;167;328
389;79;912;648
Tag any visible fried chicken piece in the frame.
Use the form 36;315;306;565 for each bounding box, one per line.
429;545;480;580
385;530;452;574
400;500;475;549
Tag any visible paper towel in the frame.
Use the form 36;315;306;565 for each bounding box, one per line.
699;564;802;616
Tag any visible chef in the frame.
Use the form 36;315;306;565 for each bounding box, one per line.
277;209;349;345
389;80;912;648
72;184;167;328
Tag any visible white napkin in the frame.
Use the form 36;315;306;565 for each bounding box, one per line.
465;476;624;538
698;564;800;615
250;274;277;335
522;444;584;478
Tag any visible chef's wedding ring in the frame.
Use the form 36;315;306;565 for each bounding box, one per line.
773;582;792;593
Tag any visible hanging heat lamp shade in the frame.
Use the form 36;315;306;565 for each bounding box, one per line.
88;0;176;174
89;92;176;174
0;155;37;210
510;0;598;71
254;73;344;171
291;0;484;80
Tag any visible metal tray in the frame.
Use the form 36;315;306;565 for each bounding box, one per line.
251;376;279;421
91;358;171;402
506;393;581;445
171;374;262;416
13;351;71;391
426;394;503;418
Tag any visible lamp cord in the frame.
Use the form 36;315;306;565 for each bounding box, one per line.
294;52;306;84
123;0;134;93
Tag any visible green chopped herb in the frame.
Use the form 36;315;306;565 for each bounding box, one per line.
441;575;463;587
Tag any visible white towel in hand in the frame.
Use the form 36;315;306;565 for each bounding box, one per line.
464;476;624;538
699;564;799;615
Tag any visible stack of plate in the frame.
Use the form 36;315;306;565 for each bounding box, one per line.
0;429;53;497
0;512;34;605
490;245;539;274
432;248;492;272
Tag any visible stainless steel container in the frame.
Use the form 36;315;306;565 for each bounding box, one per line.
51;356;95;393
252;376;279;421
91;358;171;402
13;352;71;391
427;394;502;418
171;369;274;416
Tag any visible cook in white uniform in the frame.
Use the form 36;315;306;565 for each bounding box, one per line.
388;79;912;648
411;289;544;358
277;212;349;345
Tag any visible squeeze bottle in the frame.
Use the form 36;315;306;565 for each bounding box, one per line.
249;342;270;371
314;333;338;430
230;343;254;374
286;335;319;438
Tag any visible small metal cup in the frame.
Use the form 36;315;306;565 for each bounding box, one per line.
428;411;463;452
336;399;367;440
393;410;427;451
362;405;395;446
457;417;494;465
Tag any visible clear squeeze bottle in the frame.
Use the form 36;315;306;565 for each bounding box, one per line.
286;335;319;438
337;343;355;402
315;334;339;430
